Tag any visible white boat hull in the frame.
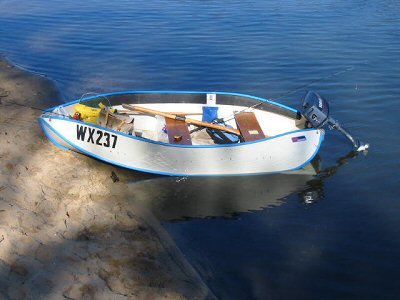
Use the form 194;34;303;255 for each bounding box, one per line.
39;115;324;176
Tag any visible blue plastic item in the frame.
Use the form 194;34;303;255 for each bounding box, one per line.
202;106;219;122
202;106;240;144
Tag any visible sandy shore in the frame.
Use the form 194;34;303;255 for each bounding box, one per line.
0;56;212;299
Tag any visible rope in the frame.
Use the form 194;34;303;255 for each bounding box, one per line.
1;92;111;118
223;65;355;122
1;101;69;118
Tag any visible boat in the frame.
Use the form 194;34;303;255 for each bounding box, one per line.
38;90;367;176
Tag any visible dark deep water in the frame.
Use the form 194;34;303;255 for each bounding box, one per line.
1;0;399;299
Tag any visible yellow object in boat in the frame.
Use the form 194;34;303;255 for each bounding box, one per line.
99;102;117;113
74;103;101;123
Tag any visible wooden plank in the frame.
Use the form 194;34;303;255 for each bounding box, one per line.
234;112;266;142
165;117;192;145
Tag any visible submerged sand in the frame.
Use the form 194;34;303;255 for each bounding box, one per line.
0;56;212;299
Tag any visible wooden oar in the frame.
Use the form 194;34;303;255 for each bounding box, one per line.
122;104;241;136
117;109;203;116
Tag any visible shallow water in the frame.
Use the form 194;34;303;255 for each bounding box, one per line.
1;0;399;298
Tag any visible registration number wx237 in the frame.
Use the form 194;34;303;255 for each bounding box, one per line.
76;125;117;148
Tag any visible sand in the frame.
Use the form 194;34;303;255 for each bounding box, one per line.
0;56;212;299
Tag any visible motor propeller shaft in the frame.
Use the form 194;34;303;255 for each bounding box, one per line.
327;118;369;152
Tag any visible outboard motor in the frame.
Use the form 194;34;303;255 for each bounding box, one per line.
300;91;369;152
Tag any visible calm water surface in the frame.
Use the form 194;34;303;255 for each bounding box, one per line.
1;0;399;299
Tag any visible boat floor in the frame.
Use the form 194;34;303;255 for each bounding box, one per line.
136;127;216;145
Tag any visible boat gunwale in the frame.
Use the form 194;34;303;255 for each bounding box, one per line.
43;90;300;115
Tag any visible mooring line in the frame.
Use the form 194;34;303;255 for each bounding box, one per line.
223;65;356;122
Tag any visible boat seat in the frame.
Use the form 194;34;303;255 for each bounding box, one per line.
165;117;192;145
234;112;266;142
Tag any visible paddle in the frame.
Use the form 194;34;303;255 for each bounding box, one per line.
122;104;241;136
117;109;203;116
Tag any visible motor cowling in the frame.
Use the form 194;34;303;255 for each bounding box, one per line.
300;91;330;128
299;90;369;152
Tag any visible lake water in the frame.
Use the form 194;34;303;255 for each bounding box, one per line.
1;0;399;298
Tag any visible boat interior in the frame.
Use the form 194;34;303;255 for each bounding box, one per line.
49;92;307;146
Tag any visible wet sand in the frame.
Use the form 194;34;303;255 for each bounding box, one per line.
0;56;212;299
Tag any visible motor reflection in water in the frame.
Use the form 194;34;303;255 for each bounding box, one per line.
298;150;360;205
126;152;361;222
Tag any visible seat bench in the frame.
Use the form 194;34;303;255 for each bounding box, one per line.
234;112;266;142
165;118;192;145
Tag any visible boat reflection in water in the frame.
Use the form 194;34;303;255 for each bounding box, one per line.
128;157;327;222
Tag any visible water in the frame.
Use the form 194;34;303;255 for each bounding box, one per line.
1;0;399;298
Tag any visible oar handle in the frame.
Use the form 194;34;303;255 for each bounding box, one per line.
117;109;202;116
122;104;241;135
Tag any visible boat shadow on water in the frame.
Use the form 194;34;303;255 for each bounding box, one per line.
126;151;360;222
